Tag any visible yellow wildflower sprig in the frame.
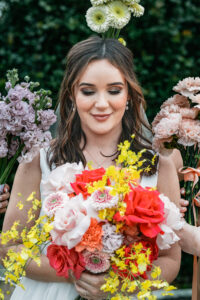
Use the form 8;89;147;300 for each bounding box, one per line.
101;242;176;300
0;193;52;296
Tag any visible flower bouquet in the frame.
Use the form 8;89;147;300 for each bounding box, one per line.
152;77;200;226
0;141;184;299
86;0;144;40
0;69;57;187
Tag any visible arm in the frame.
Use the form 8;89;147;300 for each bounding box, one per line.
1;154;72;283
156;155;181;282
177;223;200;256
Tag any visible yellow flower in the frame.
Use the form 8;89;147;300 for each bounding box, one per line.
26;192;36;202
151;266;161;279
118;37;126;46
16;201;24;210
0;289;4;300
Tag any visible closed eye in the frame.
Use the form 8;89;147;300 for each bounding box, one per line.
81;90;95;96
109;90;121;95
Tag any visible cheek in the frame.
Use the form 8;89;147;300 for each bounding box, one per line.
75;95;93;112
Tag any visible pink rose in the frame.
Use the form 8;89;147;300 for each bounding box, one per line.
50;194;91;249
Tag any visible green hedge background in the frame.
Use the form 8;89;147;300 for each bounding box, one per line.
0;0;199;289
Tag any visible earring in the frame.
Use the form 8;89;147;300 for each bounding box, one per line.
126;101;129;111
72;103;76;112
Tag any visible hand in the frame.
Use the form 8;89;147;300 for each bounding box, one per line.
179;198;189;217
0;184;10;214
74;271;106;300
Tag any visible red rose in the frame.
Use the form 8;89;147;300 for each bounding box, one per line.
114;185;165;238
47;244;85;279
71;168;106;199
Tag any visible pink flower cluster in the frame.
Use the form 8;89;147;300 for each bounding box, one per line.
0;71;56;163
152;77;200;150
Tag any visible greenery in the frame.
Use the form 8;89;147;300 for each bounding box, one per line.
0;0;199;289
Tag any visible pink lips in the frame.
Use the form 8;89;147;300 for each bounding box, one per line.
92;114;111;121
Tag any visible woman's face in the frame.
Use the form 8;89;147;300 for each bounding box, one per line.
74;59;128;137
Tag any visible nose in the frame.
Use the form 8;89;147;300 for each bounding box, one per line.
94;92;109;109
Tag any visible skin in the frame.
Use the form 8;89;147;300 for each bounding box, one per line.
2;59;181;300
0;184;10;214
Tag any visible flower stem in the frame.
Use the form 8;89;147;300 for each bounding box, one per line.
0;144;24;184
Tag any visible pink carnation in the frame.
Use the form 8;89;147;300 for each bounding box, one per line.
82;250;110;273
178;119;200;146
173;77;200;99
161;94;190;109
152;105;180;129
43;192;67;216
153;113;181;139
89;187;119;210
180;107;199;120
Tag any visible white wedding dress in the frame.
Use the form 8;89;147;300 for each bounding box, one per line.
11;148;158;300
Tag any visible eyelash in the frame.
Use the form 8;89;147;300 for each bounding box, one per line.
81;90;121;96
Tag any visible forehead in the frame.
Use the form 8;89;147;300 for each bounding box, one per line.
77;59;126;84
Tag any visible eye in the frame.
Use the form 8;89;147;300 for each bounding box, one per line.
108;89;121;95
81;89;95;96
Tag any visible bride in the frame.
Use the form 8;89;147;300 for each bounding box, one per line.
1;36;181;300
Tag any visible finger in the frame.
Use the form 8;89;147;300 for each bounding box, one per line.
180;207;187;213
3;184;10;193
0;208;7;214
0;200;8;209
0;193;10;201
75;280;104;299
180;199;189;207
74;282;93;300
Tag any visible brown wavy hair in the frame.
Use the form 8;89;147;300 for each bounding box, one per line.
48;36;158;174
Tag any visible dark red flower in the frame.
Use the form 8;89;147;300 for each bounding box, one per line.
47;244;85;279
114;185;165;238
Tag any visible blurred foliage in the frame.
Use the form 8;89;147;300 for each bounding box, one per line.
0;0;199;288
0;0;199;122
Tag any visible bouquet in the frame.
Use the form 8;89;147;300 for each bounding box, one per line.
152;77;200;226
86;0;144;40
0;69;57;187
0;141;183;299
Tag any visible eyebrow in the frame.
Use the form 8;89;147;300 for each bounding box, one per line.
79;82;124;87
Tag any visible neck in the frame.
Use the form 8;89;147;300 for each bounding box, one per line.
81;125;122;154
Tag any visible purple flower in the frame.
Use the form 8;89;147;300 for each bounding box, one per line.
0;139;8;158
102;224;123;253
37;109;57;131
9;101;30;117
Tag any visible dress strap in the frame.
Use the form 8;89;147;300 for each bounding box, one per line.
40;148;51;180
140;173;158;188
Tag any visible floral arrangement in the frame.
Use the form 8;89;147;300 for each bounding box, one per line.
152;77;200;226
86;0;144;39
0;140;183;300
0;69;56;186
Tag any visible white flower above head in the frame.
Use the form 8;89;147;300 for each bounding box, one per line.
108;1;131;29
86;6;110;33
89;186;119;210
128;2;144;17
156;194;184;250
91;0;110;6
41;161;84;198
173;77;200;99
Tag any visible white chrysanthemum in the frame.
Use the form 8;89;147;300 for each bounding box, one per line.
91;0;110;6
108;1;131;29
86;6;110;33
128;3;144;17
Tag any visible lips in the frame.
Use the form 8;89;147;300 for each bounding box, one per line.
91;114;111;121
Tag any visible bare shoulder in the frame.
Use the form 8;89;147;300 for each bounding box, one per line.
157;155;180;207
